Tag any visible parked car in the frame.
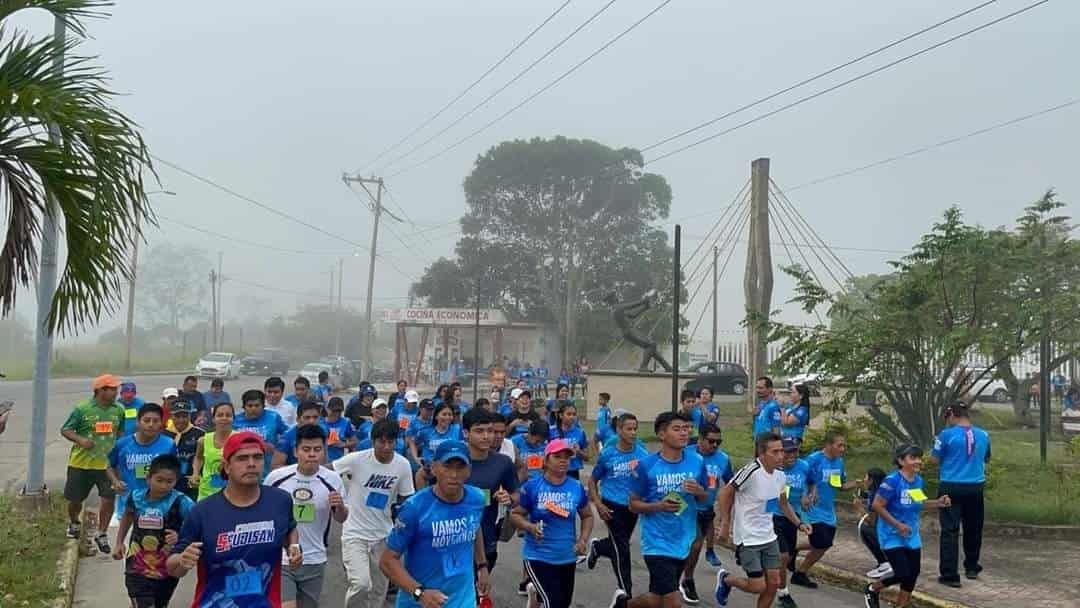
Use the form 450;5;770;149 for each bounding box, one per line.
300;362;344;389
196;352;239;379
239;348;290;376
787;371;826;395
948;366;1011;403
684;361;749;395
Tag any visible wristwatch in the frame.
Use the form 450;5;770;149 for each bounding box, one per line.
412;586;425;601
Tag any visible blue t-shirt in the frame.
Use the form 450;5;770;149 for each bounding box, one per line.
630;451;709;559
548;425;588;471
753;399;782;437
875;471;927;550
312;384;333;403
323;417;355;462
498;401;514;417
804;450;846;526
406;416;432;441
518;475;589;565
416;425;463;462
557;375;571;386
782;404;810;439
932;425;991;484
595;406;612;443
173;486;296;608
386;487;486;608
512;435;548;479
119;396;146;436
686;445;733;512
592;442;649;506
203;391;232;412
355;420;373;443
233;410;288;475
391;404;420;434
770;458;810;517
108;433;177;515
537;367;549;382
274;422;331;466
123;488;195;579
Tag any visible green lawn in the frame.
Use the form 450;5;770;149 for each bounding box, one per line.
0;493;70;604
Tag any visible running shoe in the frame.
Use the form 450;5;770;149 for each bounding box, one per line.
587;538;601;570
576;554;587;566
608;589;628;608
517;580;529;597
937;577;962;588
777;593;798;608
679;578;700;605
525;582;535;608
790;571;818;589
66;522;81;539
93;532;111;554
863;584;881;608
866;562;893;579
965;570;980;580
714;568;731;606
705;548;722;567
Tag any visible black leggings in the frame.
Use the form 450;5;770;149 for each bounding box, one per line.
592;499;638;596
859;515;888;565
880;548;921;593
525;560;577;608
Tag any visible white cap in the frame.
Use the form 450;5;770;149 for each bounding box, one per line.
510;388;524;399
161;387;179;399
405;390;420;403
372;398;388;409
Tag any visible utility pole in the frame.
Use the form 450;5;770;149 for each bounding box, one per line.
671;225;682;412
342;173;404;380
473;250;483;404
743;158;773;411
124;215;141;372
209;269;217;352
712;245;719;361
25;16;66;499
216;252;223;350
335;257;344;356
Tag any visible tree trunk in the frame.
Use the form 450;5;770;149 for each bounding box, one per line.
1007;378;1035;427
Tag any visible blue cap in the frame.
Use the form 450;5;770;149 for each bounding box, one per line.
433;440;470;465
171;400;194;414
781;437;799;452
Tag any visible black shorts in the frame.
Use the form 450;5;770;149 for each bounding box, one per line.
63;467;115;502
125;574;179;608
524;560;577;608
696;509;716;538
643;555;686;596
773;515;798;554
808;523;836;550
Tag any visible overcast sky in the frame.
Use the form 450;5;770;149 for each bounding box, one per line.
10;0;1079;345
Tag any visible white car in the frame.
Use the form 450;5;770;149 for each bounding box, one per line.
300;362;342;388
196;352;239;379
949;366;1011;403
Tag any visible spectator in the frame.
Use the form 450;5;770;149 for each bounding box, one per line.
203;378;231;412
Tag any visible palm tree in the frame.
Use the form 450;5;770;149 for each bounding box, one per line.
0;0;154;333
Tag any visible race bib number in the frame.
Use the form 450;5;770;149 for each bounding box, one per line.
225;569;262;598
544;500;570;518
526;455;543;470
441;549;469;577
94;421;114;434
828;473;842;488
765;497;780;513
125;408;137;420
293;502;316;523
398;418;410;430
327;429;340;444
707;474;718;489
906;488;928;503
137;513;164;530
135;463;150;479
366;492;389;509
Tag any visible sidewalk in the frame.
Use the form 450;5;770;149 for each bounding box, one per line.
815;513;1078;608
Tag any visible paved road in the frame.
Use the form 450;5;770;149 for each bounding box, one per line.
76;520;869;608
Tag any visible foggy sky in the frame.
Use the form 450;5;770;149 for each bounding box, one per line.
9;0;1079;346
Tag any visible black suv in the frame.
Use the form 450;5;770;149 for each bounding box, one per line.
240;348;290;376
683;361;750;396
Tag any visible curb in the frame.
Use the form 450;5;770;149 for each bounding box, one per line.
51;538;80;608
809;561;974;608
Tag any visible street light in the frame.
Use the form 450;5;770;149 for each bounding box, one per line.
124;189;176;371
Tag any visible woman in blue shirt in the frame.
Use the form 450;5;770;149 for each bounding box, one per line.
545;384;572;426
413;403;462;487
548;402;589;479
781;383;812;444
863;444;951;608
510;439;594;608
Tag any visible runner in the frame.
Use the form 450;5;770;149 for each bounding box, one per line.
506;390;541;438
771;438;812;608
780;384;811;445
264;377;295;428
312;371;334;404
107;403;176;520
752;377;782;438
680;423;733;604
511;439;594;608
459;408;518;578
379;440;491;608
713;432;812;607
179;376;209;428
388;380;409;411
413;403;463;488
323;396;357;461
165;400;206;501
160;388;179;425
168;432;301;606
234;389;288;477
273;401;325;468
285;377;312;410
119;382;146;436
190;401;235;501
334;418;415;608
863;445;952;608
608;411;708;608
677;389;704;431
266;424;348;608
346;384;378;426
491;413;516;460
388;390;420;434
587;412;648;597
204;379;231;413
792;430;859;588
512;421;549;481
111;454;195;608
855;468;891;579
697;387;719;427
404;399;435;460
594;392;614;452
930;400;990;587
545;384;571;426
61;374;126;549
548;401;589;479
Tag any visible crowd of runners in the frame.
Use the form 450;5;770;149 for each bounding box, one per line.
59;370;990;608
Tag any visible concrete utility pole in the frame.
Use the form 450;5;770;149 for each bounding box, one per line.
712;245;719;361
209;269;217;352
25;16;66;498
216;252;223;349
335;257;344;356
671;225;682;412
743;158;773;411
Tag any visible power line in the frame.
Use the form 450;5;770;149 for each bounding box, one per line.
770;180;858;282
227;276;409;303
787;97;1080;191
644;0;1050;167
156;214;356;257
358;0;576;173
388;0;675;178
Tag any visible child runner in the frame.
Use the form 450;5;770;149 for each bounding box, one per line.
111;454;194;608
323;396;357;461
512;420;550;482
511;439;594;608
164;401;204;502
863;445;952;608
107;403;176;522
856;468;891;579
548;402;589;479
772;438;812;608
587;413;649;597
680;423;733;604
189;401;234;501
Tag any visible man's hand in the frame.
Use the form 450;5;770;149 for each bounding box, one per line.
177;542;202;571
714;522;731;544
938;494;952;508
475;566;492;597
111;545;125;561
659;498;682;513
329;491;345;511
682;479;705;496
494;488;511;506
798;523;813;536
574;538;588;556
802;493;816;509
111;478;127;493
287;544;303;569
76;436;95;450
595;501;613;521
419;589;449;608
897;523;912;538
164;530;179;546
529;523;544;540
187;474;201;488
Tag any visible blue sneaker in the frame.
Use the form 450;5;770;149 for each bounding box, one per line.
705;548;722;567
714;568;731;606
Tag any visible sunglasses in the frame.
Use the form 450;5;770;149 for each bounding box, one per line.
702;437;722;445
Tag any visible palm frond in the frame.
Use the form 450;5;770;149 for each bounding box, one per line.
0;1;110;38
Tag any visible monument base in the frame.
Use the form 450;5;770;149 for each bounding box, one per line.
586;369;697;423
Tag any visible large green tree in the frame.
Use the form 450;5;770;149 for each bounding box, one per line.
412;136;680;367
137;242;211;344
0;1;154;333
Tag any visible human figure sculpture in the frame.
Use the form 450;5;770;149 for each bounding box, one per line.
606;289;673;372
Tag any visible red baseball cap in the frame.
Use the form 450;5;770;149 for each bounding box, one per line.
544;438;574;457
222;431;266;462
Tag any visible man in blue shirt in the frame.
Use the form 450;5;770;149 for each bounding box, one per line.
202;378;231;413
792;430;859;589
536;364;550;398
271;401;325;468
106;403;176;525
118;382;145;436
930;400;991;587
609;412;707;608
753;377;782;439
285;376;312;409
681;423;733;603
233;389;289;477
379;441;491;608
771;438;811;608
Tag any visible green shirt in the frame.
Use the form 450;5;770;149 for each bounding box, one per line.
62;397;125;470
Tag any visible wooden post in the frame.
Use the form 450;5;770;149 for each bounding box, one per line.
743;158;773;410
393;324;403;382
414;327;429;386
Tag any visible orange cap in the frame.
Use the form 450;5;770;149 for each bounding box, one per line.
91;374;121;391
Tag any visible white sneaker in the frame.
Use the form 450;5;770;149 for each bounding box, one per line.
866;563;893;579
525;582;536;608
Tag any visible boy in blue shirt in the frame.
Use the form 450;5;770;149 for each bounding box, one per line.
323;396;356;461
593;392;614;449
233;389;288;477
512;421;549;481
680;423;733;602
107;403;177;523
